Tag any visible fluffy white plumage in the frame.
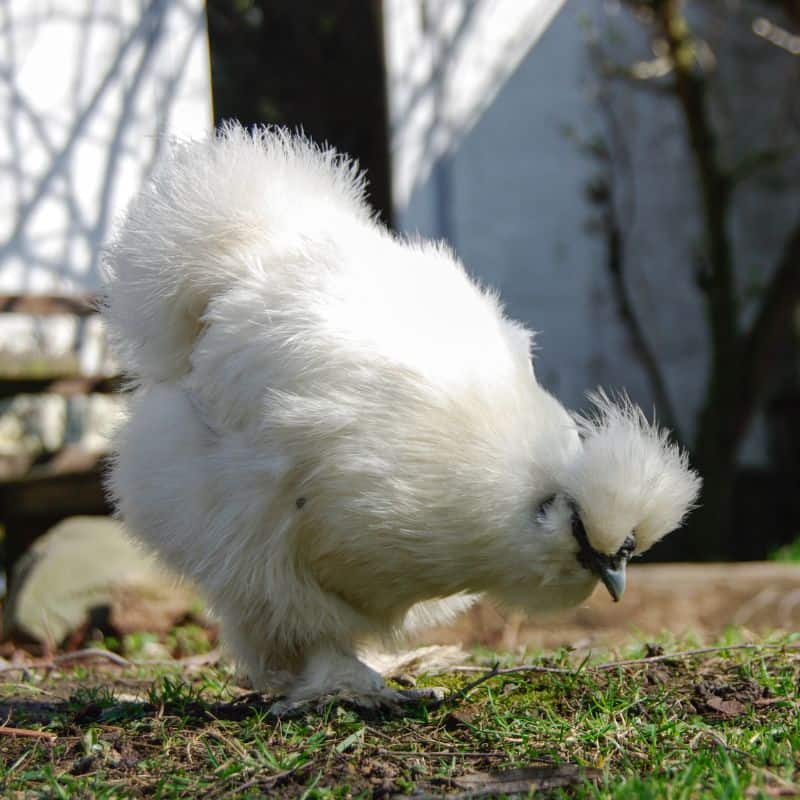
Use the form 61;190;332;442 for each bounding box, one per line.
103;123;700;710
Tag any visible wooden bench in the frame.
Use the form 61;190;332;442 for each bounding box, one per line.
0;295;121;574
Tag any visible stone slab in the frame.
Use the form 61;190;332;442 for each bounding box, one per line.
3;516;195;645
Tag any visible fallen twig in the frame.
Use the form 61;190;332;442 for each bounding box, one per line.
0;647;224;675
0;725;57;741
207;765;302;799
449;643;796;699
228;768;297;796
54;648;131;667
592;643;782;671
691;730;753;761
448;661;501;703
377;748;508;759
413;764;601;800
0;648;131;674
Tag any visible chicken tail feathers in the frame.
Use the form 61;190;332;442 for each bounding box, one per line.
101;121;369;384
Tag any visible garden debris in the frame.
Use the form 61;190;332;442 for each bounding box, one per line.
450;764;602;796
693;678;772;718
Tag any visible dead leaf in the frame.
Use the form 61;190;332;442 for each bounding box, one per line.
708;697;746;716
706;696;746;717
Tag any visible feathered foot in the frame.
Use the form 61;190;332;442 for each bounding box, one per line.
269;685;446;718
265;645;446;717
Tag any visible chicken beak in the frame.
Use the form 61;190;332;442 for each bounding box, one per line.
570;506;630;603
597;560;626;602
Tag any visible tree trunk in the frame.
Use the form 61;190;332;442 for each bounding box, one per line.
656;0;741;557
688;393;738;560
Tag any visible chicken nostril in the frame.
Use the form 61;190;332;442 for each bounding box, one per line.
617;535;636;559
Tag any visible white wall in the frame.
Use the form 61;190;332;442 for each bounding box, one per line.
385;0;567;211
0;0;213;457
0;0;212;295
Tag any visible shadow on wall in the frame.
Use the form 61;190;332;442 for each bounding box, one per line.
0;0;211;294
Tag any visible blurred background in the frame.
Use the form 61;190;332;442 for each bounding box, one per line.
1;0;798;651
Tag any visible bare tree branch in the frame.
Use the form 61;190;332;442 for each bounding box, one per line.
730;146;798;186
602;200;682;437
655;1;800;451
595;0;799;556
657;1;739;385
588;34;682;437
600;62;677;95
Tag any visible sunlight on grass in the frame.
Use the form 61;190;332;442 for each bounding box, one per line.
0;631;797;798
769;535;800;562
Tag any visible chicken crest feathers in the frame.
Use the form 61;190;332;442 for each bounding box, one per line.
562;390;701;556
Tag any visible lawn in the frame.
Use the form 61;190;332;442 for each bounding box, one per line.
1;630;798;798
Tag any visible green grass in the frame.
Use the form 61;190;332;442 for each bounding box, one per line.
769;536;800;562
1;631;798;798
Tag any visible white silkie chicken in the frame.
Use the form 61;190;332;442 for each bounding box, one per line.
103;123;700;713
